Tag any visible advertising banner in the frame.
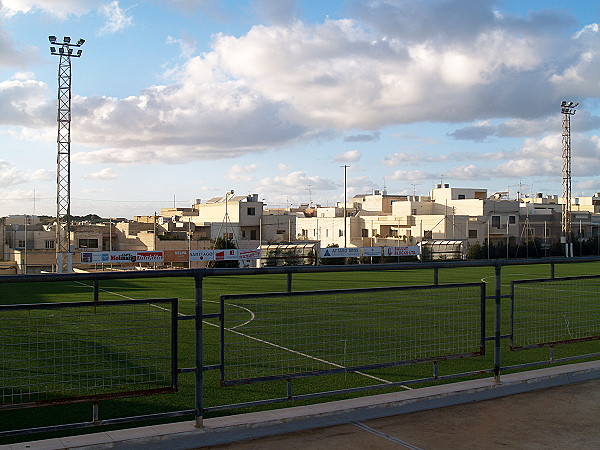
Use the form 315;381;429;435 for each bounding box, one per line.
319;247;361;258
81;252;110;263
189;250;215;262
362;247;383;257
164;250;189;262
384;246;420;256
215;249;238;260
110;251;138;262
136;251;163;262
239;249;261;259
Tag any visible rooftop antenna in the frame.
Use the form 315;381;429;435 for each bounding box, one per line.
411;183;419;197
308;184;313;207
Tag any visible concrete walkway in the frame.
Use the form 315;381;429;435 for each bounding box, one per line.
5;360;600;450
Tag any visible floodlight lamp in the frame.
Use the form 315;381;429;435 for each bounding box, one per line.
77;49;82;56
574;102;579;107
50;47;56;53
561;101;566;106
59;47;64;54
76;38;85;46
64;36;71;43
68;48;73;55
49;36;57;43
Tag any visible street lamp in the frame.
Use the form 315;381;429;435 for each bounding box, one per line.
48;35;85;273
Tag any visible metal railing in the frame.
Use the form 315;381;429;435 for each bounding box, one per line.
0;257;599;439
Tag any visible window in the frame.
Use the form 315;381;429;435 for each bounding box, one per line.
491;216;501;228
412;208;417;215
424;230;432;239
276;229;285;235
45;240;55;249
361;229;369;237
469;229;478;238
241;230;246;238
301;229;308;237
18;240;25;248
78;239;99;249
247;207;256;216
509;216;516;224
250;230;257;240
339;229;344;237
325;229;329;237
458;194;466;200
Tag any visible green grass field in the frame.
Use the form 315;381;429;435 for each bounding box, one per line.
0;261;599;443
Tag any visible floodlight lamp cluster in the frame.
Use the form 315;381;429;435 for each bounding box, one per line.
561;100;578;115
49;35;85;57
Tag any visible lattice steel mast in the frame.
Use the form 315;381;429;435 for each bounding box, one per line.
561;100;578;257
49;36;84;273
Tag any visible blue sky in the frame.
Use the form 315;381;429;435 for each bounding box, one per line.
1;0;600;218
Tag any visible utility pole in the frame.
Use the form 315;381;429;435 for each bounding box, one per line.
49;35;85;273
561;100;578;257
341;165;349;247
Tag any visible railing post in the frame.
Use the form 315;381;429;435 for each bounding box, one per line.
93;280;99;302
433;267;439;285
194;273;204;427
550;262;555;279
494;263;502;383
287;272;293;293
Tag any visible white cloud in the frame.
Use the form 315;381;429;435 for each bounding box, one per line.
29;169;53;181
387;170;433;181
574;179;599;191
97;1;133;34
167;34;197;59
446;164;485;180
0;160;25;187
252;0;298;25
277;163;291;171
333;150;361;163
1;0;100;18
0;79;52;126
3;1;600;167
225;163;258;182
82;167;117;180
255;171;337;195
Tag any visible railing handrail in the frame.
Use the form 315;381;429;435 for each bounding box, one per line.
1;256;600;284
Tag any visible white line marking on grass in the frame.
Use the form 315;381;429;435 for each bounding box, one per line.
203;319;401;386
352;422;424;449
74;282;403;387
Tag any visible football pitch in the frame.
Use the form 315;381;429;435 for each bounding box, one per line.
0;261;599;441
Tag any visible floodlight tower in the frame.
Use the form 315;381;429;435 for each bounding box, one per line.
561;100;578;257
49;35;85;273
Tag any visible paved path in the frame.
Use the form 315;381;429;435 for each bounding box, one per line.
206;378;600;449
5;361;600;449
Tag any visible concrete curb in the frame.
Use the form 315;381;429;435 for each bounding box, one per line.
7;360;600;450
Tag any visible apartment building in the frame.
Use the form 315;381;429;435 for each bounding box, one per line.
296;185;568;249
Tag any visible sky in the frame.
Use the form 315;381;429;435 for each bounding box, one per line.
1;0;600;218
